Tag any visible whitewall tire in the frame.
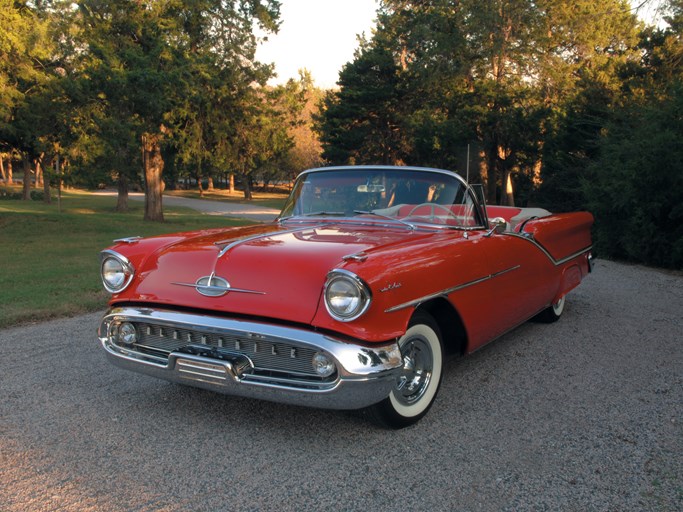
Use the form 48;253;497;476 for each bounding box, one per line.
369;312;444;428
534;295;566;323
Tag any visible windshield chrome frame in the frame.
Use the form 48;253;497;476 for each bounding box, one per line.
276;166;488;231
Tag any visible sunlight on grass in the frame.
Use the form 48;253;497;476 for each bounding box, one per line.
165;187;288;210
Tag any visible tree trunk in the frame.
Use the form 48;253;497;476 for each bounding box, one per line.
207;176;214;191
0;155;6;182
35;158;42;188
196;160;204;197
532;157;543;186
7;157;13;185
485;148;498;205
503;170;515;206
56;155;62;213
478;148;488;194
242;173;253;200
22;153;31;200
142;133;165;222
229;173;235;193
42;157;52;204
116;173;129;212
497;145;515;206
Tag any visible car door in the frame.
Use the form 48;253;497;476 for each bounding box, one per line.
447;186;558;351
479;231;558;338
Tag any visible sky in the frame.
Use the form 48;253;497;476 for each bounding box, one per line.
255;0;379;89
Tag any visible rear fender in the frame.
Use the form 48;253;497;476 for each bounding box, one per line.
523;212;594;262
554;263;583;303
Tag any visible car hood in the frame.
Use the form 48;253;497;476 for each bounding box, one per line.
111;221;428;325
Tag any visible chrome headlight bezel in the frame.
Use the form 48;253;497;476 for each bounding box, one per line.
323;269;372;322
100;250;135;293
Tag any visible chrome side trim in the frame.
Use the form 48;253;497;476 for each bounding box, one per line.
554;246;593;266
385;265;520;313
502;232;593;266
215;227;310;258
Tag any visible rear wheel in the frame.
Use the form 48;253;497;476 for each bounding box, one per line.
534;295;566;323
369;312;443;429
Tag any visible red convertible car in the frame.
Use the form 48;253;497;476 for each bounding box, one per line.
98;166;593;428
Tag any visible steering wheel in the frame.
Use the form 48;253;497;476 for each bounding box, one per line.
405;203;459;223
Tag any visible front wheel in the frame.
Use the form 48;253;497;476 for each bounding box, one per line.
368;312;444;429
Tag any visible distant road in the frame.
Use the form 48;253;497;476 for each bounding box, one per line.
1;259;682;511
92;190;280;222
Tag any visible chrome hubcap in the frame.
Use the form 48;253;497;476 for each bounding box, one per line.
395;336;433;406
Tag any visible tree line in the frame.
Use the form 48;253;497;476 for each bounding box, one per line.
1;0;322;221
316;0;683;269
2;1;682;268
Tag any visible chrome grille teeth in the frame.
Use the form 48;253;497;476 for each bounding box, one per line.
126;322;321;378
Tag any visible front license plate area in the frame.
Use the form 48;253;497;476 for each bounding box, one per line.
175;357;231;383
173;345;254;382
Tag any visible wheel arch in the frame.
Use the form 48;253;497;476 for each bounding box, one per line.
415;298;467;356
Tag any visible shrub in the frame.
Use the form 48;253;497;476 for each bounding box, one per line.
584;86;683;269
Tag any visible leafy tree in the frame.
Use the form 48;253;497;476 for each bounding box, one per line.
320;0;640;206
71;0;179;219
538;82;615;212
70;0;281;219
318;43;410;165
0;0;55;199
584;84;683;268
536;0;641;210
582;0;683;268
167;0;281;196
219;83;295;199
278;71;323;181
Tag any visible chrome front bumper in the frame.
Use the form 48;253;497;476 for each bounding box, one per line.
98;307;403;410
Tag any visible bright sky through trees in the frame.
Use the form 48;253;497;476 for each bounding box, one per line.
256;1;668;89
255;0;379;88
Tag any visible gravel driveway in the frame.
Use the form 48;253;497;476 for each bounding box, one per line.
1;259;681;511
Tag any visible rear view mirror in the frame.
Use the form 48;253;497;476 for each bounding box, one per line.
357;184;385;193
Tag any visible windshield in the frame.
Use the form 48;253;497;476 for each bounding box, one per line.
279;168;484;229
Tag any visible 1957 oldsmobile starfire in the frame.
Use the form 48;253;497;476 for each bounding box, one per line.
98;166;593;428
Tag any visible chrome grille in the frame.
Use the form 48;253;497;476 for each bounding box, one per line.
127;322;321;378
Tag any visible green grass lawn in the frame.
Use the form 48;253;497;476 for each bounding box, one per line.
0;189;258;329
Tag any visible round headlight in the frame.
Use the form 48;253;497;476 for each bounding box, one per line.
324;270;372;322
100;251;134;293
312;352;336;378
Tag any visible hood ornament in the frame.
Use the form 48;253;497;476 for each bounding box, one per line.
172;273;265;297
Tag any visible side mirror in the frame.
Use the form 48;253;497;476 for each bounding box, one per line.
485;217;507;237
